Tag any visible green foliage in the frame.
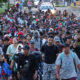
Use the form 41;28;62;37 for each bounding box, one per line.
3;0;8;2
0;0;8;3
0;4;14;14
0;8;5;14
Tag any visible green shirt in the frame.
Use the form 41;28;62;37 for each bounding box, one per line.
6;44;17;60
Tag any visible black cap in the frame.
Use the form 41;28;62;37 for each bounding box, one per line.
64;43;70;47
18;41;23;44
23;45;30;50
4;37;9;41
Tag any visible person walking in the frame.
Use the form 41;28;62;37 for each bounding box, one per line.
16;45;38;80
41;35;59;80
56;43;80;80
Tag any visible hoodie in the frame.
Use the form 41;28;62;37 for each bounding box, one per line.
32;30;40;50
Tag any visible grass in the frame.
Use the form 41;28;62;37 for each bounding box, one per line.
2;3;14;9
0;7;5;14
55;5;65;7
0;3;14;14
5;4;14;8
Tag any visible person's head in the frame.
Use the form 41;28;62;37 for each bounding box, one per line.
56;41;60;46
40;32;43;39
49;28;53;33
18;46;22;51
18;31;23;37
54;36;60;44
64;43;70;54
34;31;39;38
13;37;18;45
66;36;72;43
23;45;30;56
30;40;35;48
48;35;53;46
4;37;9;45
27;34;31;41
23;38;27;45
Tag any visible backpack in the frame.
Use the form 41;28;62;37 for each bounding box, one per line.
60;51;77;72
22;59;30;77
0;62;12;77
61;51;74;60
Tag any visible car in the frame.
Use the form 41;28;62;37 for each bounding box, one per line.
34;0;40;6
40;2;56;14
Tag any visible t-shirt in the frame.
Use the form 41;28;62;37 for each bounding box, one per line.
56;51;80;79
6;44;17;60
3;45;9;57
18;54;38;77
41;44;59;64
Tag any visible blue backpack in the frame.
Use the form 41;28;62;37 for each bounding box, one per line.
60;51;77;72
0;62;12;77
61;51;75;59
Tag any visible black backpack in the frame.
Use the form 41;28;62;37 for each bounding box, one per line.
22;59;30;77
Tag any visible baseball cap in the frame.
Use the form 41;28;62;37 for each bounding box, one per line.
18;31;23;36
49;28;53;31
54;36;60;42
23;45;30;50
64;43;70;47
4;37;9;41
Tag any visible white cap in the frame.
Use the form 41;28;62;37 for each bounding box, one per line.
54;36;60;42
49;28;53;31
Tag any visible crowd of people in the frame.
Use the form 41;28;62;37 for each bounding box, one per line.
0;3;80;80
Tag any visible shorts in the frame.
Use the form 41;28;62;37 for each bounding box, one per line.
42;62;56;80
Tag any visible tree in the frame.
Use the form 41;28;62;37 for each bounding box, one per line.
0;0;8;2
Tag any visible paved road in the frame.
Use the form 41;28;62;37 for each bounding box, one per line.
56;7;80;17
30;7;80;17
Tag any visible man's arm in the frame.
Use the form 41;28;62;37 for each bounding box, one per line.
10;60;14;69
55;46;59;57
34;70;38;80
77;64;80;70
56;65;60;74
56;65;60;80
74;53;80;70
56;53;62;80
